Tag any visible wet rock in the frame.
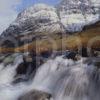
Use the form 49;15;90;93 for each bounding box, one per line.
78;47;98;57
63;51;77;60
79;47;88;57
18;90;51;100
13;52;41;83
15;62;28;75
15;53;37;74
0;55;6;63
40;51;52;58
0;54;11;63
94;62;100;69
94;51;100;57
3;56;14;66
2;54;19;66
14;62;36;83
0;53;21;66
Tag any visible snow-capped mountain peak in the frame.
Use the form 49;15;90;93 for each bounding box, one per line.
17;4;56;20
1;4;62;37
1;0;100;37
58;0;100;32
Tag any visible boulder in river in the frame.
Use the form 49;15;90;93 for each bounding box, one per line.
18;90;51;100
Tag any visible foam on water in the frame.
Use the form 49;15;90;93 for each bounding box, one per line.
28;56;100;100
0;55;30;100
0;55;99;100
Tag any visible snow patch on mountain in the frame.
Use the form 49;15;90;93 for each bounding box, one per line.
58;0;100;32
1;0;100;37
1;4;62;37
11;4;62;34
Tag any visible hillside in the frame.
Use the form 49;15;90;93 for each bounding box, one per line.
0;21;100;54
0;1;100;54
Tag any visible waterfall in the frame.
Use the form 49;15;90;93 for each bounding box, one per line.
0;55;30;100
0;54;99;100
32;56;100;100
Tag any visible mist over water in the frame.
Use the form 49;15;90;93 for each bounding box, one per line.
0;55;99;100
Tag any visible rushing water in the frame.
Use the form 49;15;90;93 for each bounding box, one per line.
0;55;99;100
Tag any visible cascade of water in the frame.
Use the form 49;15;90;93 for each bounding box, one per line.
0;55;99;100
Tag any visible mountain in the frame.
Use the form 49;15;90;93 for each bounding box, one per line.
0;0;100;53
0;21;100;54
58;0;100;32
1;0;100;38
1;4;62;38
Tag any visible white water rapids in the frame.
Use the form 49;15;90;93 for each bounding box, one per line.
0;55;99;100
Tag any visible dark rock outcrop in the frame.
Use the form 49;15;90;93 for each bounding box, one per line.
63;51;77;60
18;90;51;100
13;54;37;83
13;51;45;83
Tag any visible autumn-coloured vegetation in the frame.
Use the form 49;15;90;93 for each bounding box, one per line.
0;22;100;54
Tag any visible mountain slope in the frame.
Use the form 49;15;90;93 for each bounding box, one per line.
1;0;100;38
58;0;100;32
1;4;62;38
0;1;100;54
0;21;100;54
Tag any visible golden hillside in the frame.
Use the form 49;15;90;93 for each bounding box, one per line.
0;22;100;54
